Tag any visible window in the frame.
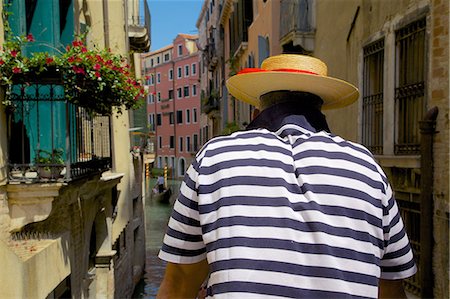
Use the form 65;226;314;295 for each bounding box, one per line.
192;63;197;75
147;94;154;104
151;58;154;67
169;69;173;80
164;53;170;61
179;136;183;152
258;35;270;67
157;92;161;102
168;89;174;100
177;110;183;124
394;18;426;155
184;65;189;77
177;67;182;78
178;158;186;177
178;44;183;56
193;108;198;123
170;136;175;149
148;113;155;130
183;86;190;97
156;113;162;126
362;39;384;155
169;112;174;125
158;136;162;149
157;73;161;84
193;134;198;152
186;136;191;152
149;74;154;85
192;84;197;96
157;56;160;64
157;156;162;167
186;109;191;124
177;88;182;99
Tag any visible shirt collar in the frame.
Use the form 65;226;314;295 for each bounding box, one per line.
246;102;318;137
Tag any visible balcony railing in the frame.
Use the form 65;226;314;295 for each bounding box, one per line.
6;81;112;183
202;94;220;115
280;0;315;52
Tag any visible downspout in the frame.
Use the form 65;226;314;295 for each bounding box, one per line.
102;0;109;48
172;60;176;178
419;106;438;298
154;67;157;166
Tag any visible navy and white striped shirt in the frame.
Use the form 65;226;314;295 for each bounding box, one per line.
159;113;416;298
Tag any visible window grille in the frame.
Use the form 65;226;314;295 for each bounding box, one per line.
362;39;384;155
395;18;426;155
7;82;111;182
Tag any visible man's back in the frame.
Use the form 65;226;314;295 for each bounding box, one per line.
160;115;416;298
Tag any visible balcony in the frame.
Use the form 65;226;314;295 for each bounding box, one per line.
128;0;151;52
201;90;220;115
279;0;315;53
5;80;111;183
229;0;253;57
205;37;219;72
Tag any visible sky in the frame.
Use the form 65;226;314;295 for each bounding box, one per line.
147;0;203;51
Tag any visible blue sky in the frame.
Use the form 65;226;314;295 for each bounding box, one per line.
147;0;203;51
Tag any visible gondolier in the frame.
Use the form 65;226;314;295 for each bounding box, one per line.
157;54;416;298
156;175;165;193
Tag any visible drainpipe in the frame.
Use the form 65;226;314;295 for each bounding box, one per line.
172;60;176;179
102;0;110;48
419;106;438;298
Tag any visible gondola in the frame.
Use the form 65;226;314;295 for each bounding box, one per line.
153;187;172;204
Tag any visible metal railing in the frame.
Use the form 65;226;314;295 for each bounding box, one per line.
362;39;384;155
6;82;111;183
395;18;426;155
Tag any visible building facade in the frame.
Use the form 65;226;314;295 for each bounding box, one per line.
0;0;149;298
197;0;449;297
142;34;201;178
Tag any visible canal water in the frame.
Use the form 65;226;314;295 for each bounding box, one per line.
132;179;181;298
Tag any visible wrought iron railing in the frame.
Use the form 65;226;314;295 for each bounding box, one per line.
394;18;426;155
362;39;384;155
6;81;112;183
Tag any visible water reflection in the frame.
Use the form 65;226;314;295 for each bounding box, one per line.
133;179;181;298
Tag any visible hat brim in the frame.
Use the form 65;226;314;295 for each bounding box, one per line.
226;71;359;110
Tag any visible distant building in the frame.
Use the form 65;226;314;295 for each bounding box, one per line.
141;34;201;178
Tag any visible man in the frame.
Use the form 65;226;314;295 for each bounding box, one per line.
157;54;416;298
156;175;165;193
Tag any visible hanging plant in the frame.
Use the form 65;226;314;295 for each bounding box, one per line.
0;32;146;115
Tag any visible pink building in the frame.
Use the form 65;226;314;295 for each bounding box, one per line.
142;34;200;178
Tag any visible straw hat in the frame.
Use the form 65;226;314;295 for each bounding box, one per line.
226;54;359;110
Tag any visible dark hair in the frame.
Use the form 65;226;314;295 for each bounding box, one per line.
260;91;323;110
255;91;330;132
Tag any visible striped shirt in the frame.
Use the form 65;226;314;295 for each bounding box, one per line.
159;114;416;298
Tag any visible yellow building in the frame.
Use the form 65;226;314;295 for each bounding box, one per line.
0;0;150;298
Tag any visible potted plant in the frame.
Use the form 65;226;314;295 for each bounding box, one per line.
34;148;64;179
0;24;146;115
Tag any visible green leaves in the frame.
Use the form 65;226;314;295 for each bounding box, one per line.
1;32;147;115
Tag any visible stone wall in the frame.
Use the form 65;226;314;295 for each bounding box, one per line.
430;0;449;297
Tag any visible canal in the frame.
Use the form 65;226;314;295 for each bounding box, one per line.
132;178;181;298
